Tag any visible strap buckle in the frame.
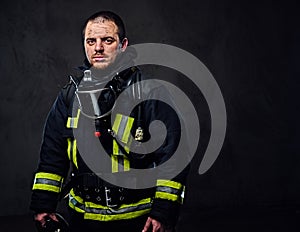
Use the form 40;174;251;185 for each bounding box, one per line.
104;186;118;208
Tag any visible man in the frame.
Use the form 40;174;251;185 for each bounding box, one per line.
31;11;189;232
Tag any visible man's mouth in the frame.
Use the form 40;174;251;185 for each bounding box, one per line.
93;55;106;62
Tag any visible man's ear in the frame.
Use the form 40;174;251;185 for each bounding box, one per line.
120;38;128;52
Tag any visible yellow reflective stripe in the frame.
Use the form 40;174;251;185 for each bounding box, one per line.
32;172;64;193
33;184;61;193
155;191;182;203
67;138;72;160
35;172;63;181
111;155;130;172
111;155;118;173
67;138;78;169
156;179;183;190
112;114;135;144
155;180;185;204
121;117;134;143
124;145;130;153
68;201;85;213
112;132;130;173
70;188;84;204
69;189;86;213
84;208;150;221
113;139;119;155
69;192;85;213
72;139;78;169
124;157;130;171
112;114;122;132
67;109;80;128
85;197;151;209
84;198;152;221
68;190;152;221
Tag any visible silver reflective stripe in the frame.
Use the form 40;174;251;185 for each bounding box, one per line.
156;186;182;196
34;178;62;188
70;196;84;210
86;202;152;215
116;116;128;142
69;119;76;128
69;194;152;215
118;156;124;172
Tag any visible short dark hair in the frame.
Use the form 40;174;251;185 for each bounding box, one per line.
82;11;126;42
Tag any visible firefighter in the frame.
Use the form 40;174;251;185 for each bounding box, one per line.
30;11;189;232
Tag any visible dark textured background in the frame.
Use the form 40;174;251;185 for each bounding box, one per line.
1;0;300;230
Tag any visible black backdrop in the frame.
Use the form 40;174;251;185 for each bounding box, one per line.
1;0;300;229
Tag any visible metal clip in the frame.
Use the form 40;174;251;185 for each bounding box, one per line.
83;70;92;81
135;127;144;141
104;187;118;208
108;129;116;138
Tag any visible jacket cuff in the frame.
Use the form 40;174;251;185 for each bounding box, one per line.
149;179;185;227
30;190;59;213
149;198;181;228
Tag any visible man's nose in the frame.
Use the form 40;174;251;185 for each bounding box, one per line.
95;39;104;52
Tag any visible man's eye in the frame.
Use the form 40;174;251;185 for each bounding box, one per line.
86;39;96;45
103;38;115;44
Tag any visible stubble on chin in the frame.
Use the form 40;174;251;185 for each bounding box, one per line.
91;61;110;70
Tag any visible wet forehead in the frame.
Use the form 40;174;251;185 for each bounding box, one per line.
85;18;119;38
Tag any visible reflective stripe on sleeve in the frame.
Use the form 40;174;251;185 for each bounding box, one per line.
155;179;185;204
32;172;64;193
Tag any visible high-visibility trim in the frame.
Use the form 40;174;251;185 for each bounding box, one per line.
121;117;134;143
156;186;182;196
67;138;72;160
111;154;130;173
112;114;134;144
155;192;183;203
111;114;134;173
111;154;118;173
72;139;78;169
35;172;63;181
156;179;183;190
155;179;185;204
67;138;78;169
123;157;130;171
113;139;119;156
69;189;85;213
68;189;152;221
112;114;122;134
33;183;61;193
32;172;64;193
85;208;151;221
66;109;80;128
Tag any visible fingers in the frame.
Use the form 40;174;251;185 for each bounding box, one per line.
151;219;162;232
34;212;58;227
142;217;152;232
142;217;164;232
48;213;59;222
34;213;49;226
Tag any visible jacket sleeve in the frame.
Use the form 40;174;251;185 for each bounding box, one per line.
30;90;70;213
142;85;191;228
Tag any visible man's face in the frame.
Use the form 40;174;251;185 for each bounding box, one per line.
84;18;127;70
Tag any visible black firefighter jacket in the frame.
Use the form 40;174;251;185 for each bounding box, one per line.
30;63;190;228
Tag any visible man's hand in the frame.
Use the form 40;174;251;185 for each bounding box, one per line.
142;217;173;232
34;212;59;227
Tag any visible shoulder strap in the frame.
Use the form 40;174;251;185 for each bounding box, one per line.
62;68;85;108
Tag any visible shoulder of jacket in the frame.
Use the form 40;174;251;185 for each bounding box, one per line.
61;67;85;107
